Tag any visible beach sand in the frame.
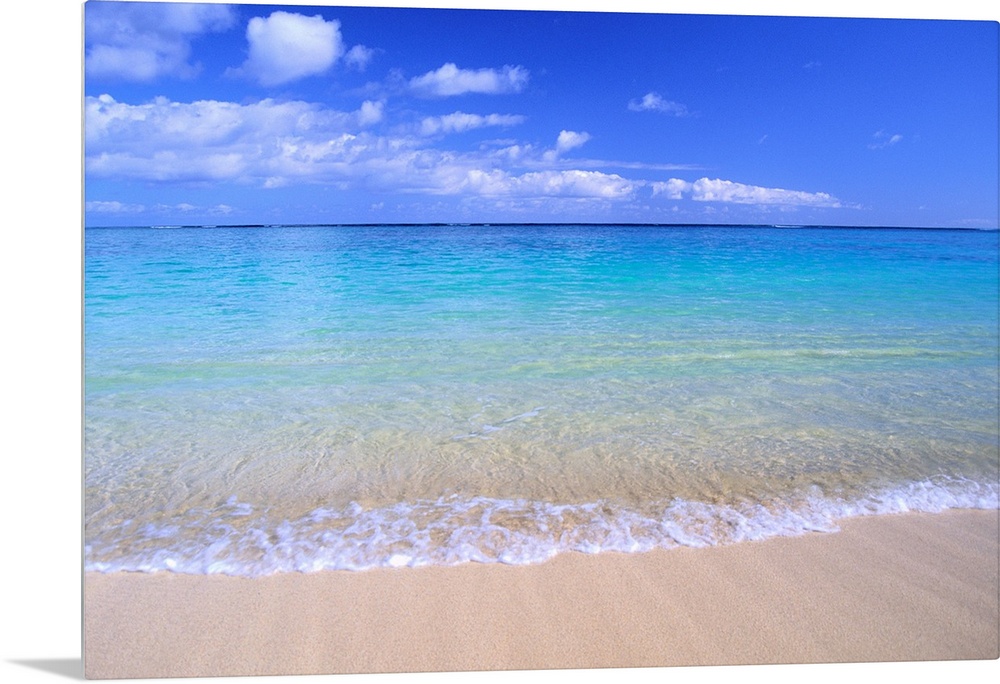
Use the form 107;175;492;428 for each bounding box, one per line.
83;509;999;679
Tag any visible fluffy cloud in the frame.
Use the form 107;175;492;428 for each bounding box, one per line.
555;130;591;153
650;178;692;200
234;12;345;86
653;178;842;207
85;94;387;183
357;100;385;127
85;2;236;81
541;130;592;163
409;63;529;97
345;45;375;70
86;94;641;204
451;169;635;199
420;112;525;136
354;149;636;202
85;90;853;216
627;92;690;116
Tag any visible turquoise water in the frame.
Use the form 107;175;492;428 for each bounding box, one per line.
84;225;999;574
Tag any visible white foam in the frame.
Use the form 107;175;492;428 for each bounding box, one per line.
84;476;999;577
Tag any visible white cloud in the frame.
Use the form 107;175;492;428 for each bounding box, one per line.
85;94;385;183
563;159;701;172
85;201;235;220
555;130;591;153
234;12;345;86
420;112;526;136
452;169;635;199
85;95;516;192
492;143;536;163
345;44;375;70
93;90;852;217
868;130;903;149
409;63;529;97
357;100;385;127
152;203;234;216
651;178;693;200
85;200;145;214
85;2;236;81
654;177;842;207
542;130;592;163
627;92;690;116
85;95;633;205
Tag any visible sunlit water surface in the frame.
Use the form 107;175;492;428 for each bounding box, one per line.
84;225;999;574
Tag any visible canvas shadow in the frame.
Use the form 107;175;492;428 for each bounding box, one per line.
8;659;84;680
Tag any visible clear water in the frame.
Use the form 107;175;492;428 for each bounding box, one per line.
84;225;999;575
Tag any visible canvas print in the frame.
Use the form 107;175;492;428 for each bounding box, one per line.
83;1;999;679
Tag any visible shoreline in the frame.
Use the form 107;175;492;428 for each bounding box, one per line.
84;508;999;679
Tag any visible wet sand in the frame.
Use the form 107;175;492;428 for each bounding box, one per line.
84;509;999;679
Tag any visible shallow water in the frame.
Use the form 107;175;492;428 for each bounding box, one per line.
84;225;999;574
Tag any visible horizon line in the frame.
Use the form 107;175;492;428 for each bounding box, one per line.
85;222;999;232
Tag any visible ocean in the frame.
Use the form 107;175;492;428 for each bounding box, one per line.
84;224;999;575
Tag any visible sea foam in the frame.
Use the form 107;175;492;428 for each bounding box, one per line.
84;476;998;577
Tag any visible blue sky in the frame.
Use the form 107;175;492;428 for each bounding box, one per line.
83;1;999;227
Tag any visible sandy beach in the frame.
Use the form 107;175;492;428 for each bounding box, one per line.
83;508;999;679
